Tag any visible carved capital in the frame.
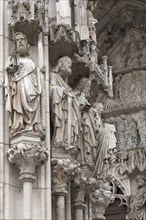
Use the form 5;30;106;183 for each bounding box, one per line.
52;158;80;194
91;180;115;220
7;135;48;182
74;172;97;203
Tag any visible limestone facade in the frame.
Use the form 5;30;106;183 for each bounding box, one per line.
0;0;146;220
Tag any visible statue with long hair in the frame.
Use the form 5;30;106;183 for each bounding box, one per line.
5;32;45;138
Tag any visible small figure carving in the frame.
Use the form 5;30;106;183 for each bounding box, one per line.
5;32;45;138
127;175;146;220
35;0;43;25
139;36;146;65
87;1;98;42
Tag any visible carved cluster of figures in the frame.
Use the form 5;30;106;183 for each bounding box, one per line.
111;111;146;150
4;32;117;177
118;33;146;69
50;56;117;175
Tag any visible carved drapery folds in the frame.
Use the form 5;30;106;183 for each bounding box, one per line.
50;56;116;171
5;32;48;182
5;32;45;139
50;55;117;219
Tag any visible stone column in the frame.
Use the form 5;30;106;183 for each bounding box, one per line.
7;134;48;220
66;182;72;220
73;173;97;220
56;191;67;220
0;0;4;218
43;32;52;220
74;201;86;220
20;174;36;220
52;158;80;220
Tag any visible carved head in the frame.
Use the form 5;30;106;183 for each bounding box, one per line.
13;32;30;56
77;77;91;100
93;102;104;114
53;56;72;78
87;1;94;12
136;175;146;188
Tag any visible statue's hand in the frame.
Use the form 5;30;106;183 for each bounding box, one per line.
7;64;19;73
64;88;72;94
84;103;91;111
40;66;46;74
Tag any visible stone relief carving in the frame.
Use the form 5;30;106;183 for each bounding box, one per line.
118;70;146;104
4;32;45;138
106;111;146;174
110;114;138;149
127;175;146;220
108;31;146;72
136;111;146;148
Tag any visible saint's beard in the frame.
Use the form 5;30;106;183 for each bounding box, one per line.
60;66;72;78
17;47;28;56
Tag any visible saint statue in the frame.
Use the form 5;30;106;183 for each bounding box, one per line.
5;32;45;138
93;102;117;177
128;175;146;220
50;56;80;149
75;77;97;164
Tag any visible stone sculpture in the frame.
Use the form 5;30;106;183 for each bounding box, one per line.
93;102;117;177
5;32;45;138
50;56;80;149
75;77;97;164
87;1;98;43
127;175;146;220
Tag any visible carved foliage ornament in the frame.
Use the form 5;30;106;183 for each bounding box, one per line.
7;141;48;176
51;158;80;194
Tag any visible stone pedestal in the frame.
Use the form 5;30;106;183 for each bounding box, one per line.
56;191;67;220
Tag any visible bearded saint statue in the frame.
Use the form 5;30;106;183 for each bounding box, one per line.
5;32;45;138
